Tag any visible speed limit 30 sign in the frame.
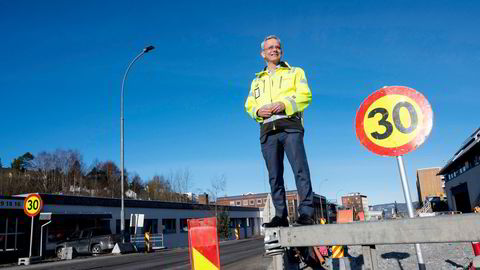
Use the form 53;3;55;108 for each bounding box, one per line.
24;194;43;217
355;86;433;156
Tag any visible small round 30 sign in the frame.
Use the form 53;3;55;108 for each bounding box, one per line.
24;194;43;217
355;86;433;156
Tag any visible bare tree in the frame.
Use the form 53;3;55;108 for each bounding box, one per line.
165;168;193;202
145;175;172;200
31;151;58;193
208;174;227;218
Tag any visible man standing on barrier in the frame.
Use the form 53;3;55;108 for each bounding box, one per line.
245;35;314;227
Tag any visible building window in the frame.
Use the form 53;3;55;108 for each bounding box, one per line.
229;201;235;206
162;219;176;234
236;200;241;206
249;199;254;205
257;199;262;205
180;219;188;233
144;219;158;234
263;199;267;203
243;200;248;206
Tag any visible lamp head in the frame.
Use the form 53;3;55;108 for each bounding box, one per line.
144;45;155;53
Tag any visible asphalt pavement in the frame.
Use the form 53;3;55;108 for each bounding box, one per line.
2;237;475;269
1;237;270;270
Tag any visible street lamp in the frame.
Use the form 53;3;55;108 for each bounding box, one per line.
319;179;328;221
335;189;344;207
120;45;155;242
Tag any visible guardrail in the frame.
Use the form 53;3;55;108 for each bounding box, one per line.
130;233;165;250
264;213;480;270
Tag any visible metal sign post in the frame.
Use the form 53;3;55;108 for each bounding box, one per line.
356;86;433;270
23;194;43;258
396;155;425;270
29;217;34;257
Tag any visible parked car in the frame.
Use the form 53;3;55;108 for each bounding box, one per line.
56;227;121;258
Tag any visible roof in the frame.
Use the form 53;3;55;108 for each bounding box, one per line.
417;167;441;171
218;190;324;201
8;193;259;212
438;127;480;175
217;192;270;200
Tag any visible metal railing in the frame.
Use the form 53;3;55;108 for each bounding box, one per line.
264;213;480;270
130;233;165;250
416;199;432;215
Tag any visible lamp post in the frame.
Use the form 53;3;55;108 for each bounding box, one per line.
335;189;344;207
319;179;328;221
120;45;155;242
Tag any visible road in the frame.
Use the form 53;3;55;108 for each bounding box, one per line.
2;237;271;270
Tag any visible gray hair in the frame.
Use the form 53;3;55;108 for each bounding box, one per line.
261;35;282;50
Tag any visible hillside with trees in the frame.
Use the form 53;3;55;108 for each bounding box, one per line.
0;149;194;203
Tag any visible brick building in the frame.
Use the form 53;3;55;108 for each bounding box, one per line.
217;190;327;223
341;192;368;215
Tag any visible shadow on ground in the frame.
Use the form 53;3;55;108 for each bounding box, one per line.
445;259;465;269
381;252;410;270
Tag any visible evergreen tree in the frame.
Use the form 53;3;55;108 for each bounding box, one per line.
11;152;34;171
217;209;230;240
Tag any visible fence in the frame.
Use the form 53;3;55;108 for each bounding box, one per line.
130;233;165;251
264;213;480;269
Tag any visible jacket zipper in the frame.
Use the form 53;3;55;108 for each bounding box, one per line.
269;75;276;130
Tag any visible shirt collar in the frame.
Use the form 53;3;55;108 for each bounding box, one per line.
256;61;291;77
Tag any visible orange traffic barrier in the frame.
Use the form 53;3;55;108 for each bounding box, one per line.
356;211;365;221
188;217;220;270
235;224;240;240
144;232;152;253
332;245;344;258
335;209;354;257
337;209;353;223
472;242;480;256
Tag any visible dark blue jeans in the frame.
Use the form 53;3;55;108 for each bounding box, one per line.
261;130;313;219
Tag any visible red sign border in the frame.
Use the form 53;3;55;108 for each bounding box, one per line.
23;194;43;217
355;86;433;156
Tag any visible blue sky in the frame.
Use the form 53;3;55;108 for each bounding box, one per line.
1;1;479;204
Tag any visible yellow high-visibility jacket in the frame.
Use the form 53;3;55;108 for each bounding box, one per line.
245;61;312;137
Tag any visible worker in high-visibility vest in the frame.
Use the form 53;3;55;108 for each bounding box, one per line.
245;35;314;227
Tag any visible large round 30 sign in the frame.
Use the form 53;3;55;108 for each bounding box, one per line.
355;86;433;156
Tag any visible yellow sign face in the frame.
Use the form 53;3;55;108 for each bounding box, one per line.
355;86;433;156
24;194;43;217
363;94;423;148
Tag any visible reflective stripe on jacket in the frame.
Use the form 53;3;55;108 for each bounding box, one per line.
244;61;312;137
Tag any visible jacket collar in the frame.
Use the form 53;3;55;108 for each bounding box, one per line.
256;61;291;77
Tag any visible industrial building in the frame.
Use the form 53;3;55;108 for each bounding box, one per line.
438;127;480;213
0;193;261;262
216;190;329;224
341;192;368;216
416;167;445;205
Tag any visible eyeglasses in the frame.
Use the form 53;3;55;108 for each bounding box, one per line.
265;45;281;51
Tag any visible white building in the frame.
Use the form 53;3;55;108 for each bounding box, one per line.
0;193;261;260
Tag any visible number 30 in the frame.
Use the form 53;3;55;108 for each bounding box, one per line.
368;102;418;140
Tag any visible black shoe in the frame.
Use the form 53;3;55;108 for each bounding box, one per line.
296;214;314;225
263;216;289;228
